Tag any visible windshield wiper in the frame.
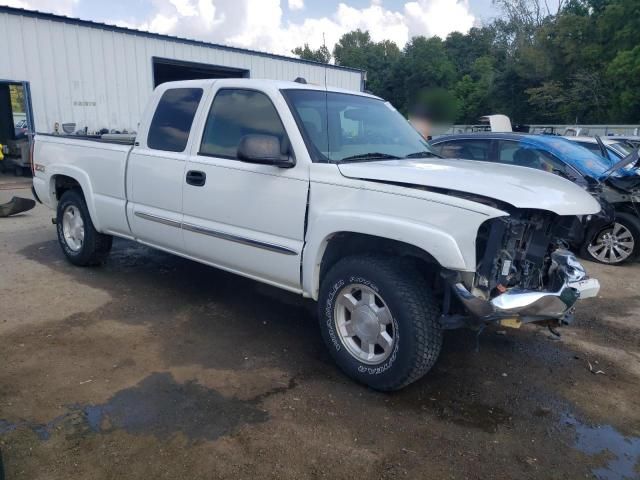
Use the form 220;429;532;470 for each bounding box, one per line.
404;151;440;159
338;152;402;163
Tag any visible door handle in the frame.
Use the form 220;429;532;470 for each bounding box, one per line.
186;170;206;187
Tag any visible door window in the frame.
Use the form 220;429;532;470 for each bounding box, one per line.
200;89;288;159
147;88;203;152
433;139;491;160
497;140;565;173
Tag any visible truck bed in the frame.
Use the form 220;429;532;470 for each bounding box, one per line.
33;133;134;237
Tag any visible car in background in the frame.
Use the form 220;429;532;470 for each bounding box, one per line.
430;133;640;265
607;135;640;149
564;136;635;166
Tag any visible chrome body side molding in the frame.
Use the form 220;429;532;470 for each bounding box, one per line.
134;210;297;256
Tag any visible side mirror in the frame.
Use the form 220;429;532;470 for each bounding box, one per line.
237;134;294;168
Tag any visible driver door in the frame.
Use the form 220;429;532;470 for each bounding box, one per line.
182;85;309;291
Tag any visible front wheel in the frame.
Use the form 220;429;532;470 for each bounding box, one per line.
318;256;442;391
583;212;640;265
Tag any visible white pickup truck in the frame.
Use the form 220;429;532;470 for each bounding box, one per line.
32;79;601;390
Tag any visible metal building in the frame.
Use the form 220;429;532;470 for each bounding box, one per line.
0;6;364;135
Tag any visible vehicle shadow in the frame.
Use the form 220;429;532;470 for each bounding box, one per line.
18;238;582;404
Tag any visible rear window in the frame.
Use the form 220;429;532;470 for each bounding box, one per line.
147;88;203;152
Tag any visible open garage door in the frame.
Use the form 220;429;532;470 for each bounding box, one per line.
0;80;34;176
152;57;249;87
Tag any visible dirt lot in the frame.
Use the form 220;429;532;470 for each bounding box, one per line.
0;173;639;479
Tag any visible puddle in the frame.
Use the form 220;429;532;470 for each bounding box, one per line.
0;372;293;442
563;414;640;480
81;372;268;440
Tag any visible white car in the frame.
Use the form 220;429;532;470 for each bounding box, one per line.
32;79;601;390
564;135;635;163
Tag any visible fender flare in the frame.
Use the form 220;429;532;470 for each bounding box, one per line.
302;211;469;300
47;165;102;232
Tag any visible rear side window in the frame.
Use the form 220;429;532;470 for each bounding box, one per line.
200;89;288;159
147;88;203;152
434;139;491;160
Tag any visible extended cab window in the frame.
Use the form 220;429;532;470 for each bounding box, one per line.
200;89;288;159
434;139;491;160
147;88;203;152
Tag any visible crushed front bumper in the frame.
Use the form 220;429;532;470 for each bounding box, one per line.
450;250;600;323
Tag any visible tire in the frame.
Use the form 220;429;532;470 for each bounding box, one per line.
581;212;640;265
318;255;443;391
56;189;112;266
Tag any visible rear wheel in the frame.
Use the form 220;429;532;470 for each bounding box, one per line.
583;212;640;265
56;190;112;266
318;255;442;391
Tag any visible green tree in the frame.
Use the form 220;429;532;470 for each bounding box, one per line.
291;43;331;64
454;56;496;122
444;27;496;77
294;0;640;124
332;30;401;102
525;81;567;120
607;45;640;122
387;36;456;112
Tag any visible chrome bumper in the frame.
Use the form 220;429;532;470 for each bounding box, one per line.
452;251;600;322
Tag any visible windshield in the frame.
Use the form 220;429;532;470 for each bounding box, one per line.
538;136;613;178
608;141;633;159
282;89;435;163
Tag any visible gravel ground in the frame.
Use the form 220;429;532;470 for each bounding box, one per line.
0;173;639;479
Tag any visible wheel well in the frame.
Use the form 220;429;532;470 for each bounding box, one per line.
319;232;441;287
53;175;82;202
615;203;638;218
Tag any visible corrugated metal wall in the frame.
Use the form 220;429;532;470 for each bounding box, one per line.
0;10;363;133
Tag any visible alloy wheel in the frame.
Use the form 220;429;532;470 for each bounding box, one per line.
62;205;85;252
587;222;635;264
334;284;396;365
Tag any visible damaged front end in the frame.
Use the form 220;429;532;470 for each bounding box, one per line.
442;210;600;329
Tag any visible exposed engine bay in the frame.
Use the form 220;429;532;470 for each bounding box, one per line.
444;209;600;327
474;210;585;297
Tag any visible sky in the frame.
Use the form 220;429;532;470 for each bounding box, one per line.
1;0;505;57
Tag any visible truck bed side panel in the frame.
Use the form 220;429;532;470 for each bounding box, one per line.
33;135;132;236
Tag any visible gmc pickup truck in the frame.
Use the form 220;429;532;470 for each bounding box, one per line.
33;79;601;390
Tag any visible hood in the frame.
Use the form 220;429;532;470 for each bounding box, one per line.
338;158;601;216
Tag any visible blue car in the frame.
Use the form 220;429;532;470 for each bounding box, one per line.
430;133;639;265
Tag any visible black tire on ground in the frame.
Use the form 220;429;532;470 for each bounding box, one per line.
56;189;113;266
14;165;22;177
581;211;640;265
318;255;443;391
